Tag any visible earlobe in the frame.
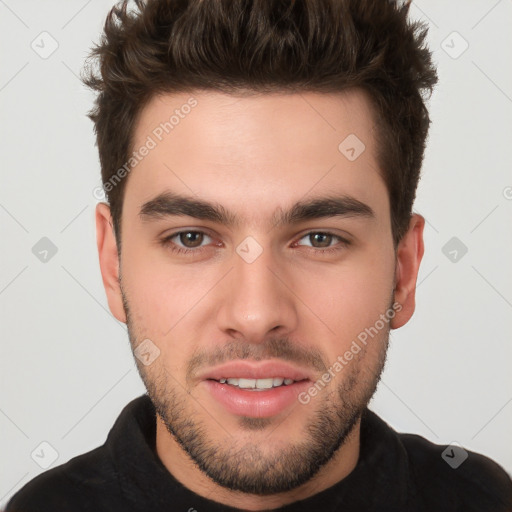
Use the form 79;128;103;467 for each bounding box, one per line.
95;202;127;323
390;214;425;329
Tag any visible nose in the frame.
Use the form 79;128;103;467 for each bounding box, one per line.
215;243;299;344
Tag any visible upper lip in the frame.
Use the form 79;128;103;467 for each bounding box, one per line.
196;360;314;382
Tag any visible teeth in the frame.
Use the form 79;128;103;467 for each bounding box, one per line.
218;377;296;389
238;378;256;389
256;378;274;389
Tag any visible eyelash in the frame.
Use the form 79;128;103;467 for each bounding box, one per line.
160;230;350;256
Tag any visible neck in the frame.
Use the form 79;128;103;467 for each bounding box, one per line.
155;416;361;510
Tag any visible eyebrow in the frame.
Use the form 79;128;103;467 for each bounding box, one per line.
139;191;375;227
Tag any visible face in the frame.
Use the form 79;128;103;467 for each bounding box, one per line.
97;89;423;497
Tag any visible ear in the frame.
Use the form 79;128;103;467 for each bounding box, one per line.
96;202;126;323
390;214;425;329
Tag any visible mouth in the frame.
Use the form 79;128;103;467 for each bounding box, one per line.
197;361;313;418
213;376;300;390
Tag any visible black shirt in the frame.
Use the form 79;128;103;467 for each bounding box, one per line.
5;394;512;511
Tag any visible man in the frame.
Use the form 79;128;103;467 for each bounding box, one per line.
6;0;512;510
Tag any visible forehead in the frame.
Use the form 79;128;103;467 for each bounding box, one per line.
125;89;388;225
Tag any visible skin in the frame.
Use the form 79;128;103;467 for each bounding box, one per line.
96;89;424;510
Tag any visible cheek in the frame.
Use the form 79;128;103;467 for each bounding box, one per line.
120;241;205;337
122;263;201;380
292;249;395;349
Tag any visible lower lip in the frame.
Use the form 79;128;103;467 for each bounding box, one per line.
203;380;311;418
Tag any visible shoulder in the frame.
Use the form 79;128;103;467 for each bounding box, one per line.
4;445;123;512
5;395;152;511
398;431;512;511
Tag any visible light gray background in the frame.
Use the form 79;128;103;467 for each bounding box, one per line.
1;0;511;506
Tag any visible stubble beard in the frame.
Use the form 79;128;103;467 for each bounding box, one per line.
122;289;390;495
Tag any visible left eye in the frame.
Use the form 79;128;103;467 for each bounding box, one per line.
296;232;342;248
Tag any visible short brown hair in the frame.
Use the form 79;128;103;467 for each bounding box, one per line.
82;0;438;248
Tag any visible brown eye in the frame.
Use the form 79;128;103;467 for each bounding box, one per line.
295;232;349;254
308;232;333;248
161;230;216;255
178;231;205;248
298;232;335;248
